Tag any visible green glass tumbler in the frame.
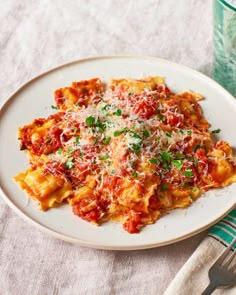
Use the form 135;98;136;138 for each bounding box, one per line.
213;0;236;96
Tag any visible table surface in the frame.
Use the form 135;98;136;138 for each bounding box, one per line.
0;1;212;294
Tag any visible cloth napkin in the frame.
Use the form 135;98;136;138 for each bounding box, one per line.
164;209;236;295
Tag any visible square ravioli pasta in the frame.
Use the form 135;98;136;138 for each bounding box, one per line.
14;77;236;233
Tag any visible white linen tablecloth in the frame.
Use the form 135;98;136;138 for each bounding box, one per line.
0;1;213;294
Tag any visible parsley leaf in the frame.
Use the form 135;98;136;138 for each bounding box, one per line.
66;148;74;155
114;127;129;137
149;158;159;164
161;183;167;191
183;169;193;177
172;159;183;170
132;171;138;178
158;114;166;122
64;157;74;169
100;154;109;160
194;158;199;167
166;131;172;137
129;143;141;153
160;151;171;163
143;130;150;138
75;137;80;145
113;109;122;116
85;116;95;127
57;148;63;154
212;128;221;134
103;136;111;145
187;130;192;135
51;105;59;110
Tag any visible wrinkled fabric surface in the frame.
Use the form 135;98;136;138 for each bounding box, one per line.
0;1;213;294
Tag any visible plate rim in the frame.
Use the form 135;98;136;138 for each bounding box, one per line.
0;55;236;250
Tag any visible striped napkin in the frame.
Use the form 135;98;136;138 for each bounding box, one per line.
164;209;236;295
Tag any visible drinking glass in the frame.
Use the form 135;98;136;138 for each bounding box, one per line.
213;0;236;96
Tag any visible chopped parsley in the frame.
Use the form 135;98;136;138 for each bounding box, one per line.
158;114;166;122
187;130;192;135
161;183;167;191
172;159;183;170
114;127;129;137
183;169;193;177
143;130;150;138
113;109;122;116
57;148;63;154
194;158;199;167
51;105;59;110
129;143;141;153
103;136;111;145
132;171;138;178
75;137;80;145
95;120;106;132
212;128;221;134
93;138;97;145
166;131;172;137
149;158;159;164
65;157;74;169
160;151;171;163
100;154;109;160
130;131;142;139
85;116;95;127
66;148;74;155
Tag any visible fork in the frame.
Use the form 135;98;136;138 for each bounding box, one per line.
201;236;236;295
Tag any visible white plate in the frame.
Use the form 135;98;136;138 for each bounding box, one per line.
0;56;236;250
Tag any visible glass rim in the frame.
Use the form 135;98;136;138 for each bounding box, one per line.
219;0;236;12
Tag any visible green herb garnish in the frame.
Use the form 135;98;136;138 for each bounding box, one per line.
57;148;63;154
166;131;172;137
75;137;80;145
187;130;192;135
212;128;221;134
183;169;193;177
132;171;138;178
66;148;74;155
160;151;171;163
172;159;183;170
100;154;109;160
103;136;111;145
161;183;167;191
143;130;150;138
51;105;59;110
65;157;74;169
158;114;166;122
85;116;95;127
129;143;141;153
149;158;159;164
114;127;129;137
113;109;122;116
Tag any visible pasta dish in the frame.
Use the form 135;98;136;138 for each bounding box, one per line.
14;76;236;233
